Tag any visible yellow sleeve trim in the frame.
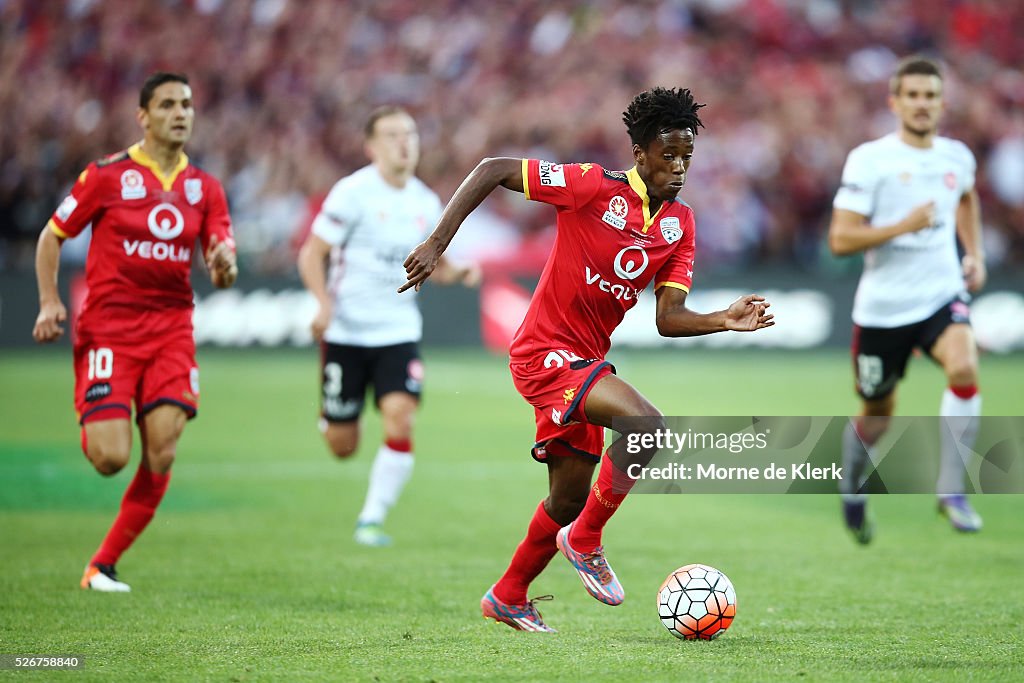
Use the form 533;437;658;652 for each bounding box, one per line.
522;158;531;200
48;219;69;239
655;281;689;293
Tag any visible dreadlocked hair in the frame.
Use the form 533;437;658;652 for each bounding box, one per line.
622;87;705;148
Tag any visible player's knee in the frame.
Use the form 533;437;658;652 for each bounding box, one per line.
88;444;131;476
325;431;359;459
856;413;891;445
145;443;177;473
617;411;666;468
945;360;978;387
546;494;587;525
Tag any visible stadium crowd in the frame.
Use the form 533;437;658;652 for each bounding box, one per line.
1;0;1022;274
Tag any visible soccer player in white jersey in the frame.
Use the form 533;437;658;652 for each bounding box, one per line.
829;56;986;542
297;106;477;546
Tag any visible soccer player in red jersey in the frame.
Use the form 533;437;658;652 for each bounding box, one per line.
32;72;237;592
401;88;774;631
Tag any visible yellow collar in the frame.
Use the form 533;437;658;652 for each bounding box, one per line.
128;143;189;192
625;166;664;233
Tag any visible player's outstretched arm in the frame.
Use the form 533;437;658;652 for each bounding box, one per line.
400;157;522;293
828;203;935;256
32;226;67;343
654;287;774;337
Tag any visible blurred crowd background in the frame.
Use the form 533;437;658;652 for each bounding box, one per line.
1;0;1022;276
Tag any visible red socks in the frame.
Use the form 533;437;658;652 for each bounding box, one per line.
568;455;635;553
950;384;978;399
492;501;562;605
385;438;412;453
492;455;638;604
91;465;171;566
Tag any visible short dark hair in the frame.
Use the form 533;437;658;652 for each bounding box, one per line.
365;106;411;138
622;87;705;148
890;56;942;94
139;72;190;109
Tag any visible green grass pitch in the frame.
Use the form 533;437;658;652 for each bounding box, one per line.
1;348;1021;682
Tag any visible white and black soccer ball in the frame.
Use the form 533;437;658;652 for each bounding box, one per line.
657;563;737;640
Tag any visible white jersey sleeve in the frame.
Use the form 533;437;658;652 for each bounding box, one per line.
952;140;976;193
312;177;361;246
833;145;879;217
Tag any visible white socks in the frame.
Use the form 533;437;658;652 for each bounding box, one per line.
937;389;981;496
840;421;873;499
358;445;414;525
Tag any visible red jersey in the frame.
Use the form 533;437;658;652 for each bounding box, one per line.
48;143;233;316
511;160;696;361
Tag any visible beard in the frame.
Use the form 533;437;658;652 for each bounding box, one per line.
905;113;937;139
902;118;936;138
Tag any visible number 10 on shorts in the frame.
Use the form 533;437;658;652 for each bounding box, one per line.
87;348;114;380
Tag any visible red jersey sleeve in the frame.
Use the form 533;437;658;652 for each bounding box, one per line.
48;164;104;240
199;176;235;255
522;160;603;211
653;210;696;293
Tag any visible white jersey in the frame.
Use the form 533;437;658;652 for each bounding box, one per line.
833;133;975;328
312;165;441;346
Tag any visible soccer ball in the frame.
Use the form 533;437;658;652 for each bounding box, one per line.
657;563;737;640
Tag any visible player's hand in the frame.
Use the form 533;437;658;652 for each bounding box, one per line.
33;298;67;343
901;201;936;233
962;254;987;292
400;239;444;293
206;234;238;288
310;304;331;343
724;294;774;332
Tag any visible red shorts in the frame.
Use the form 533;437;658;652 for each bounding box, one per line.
509;349;616;463
73;307;199;425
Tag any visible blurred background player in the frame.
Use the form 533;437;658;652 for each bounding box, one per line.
402;87;774;631
298;106;478;547
32;72;238;591
830;56;986;542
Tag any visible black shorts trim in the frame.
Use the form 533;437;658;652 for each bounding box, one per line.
563;360;616;424
80;403;132;425
138;398;198;422
531;438;602;465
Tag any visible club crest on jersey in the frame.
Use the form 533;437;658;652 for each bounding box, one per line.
944;172;957;190
121;169;146;200
602;195;628;230
660;217;681;244
184;178;203;205
538;161;566;188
